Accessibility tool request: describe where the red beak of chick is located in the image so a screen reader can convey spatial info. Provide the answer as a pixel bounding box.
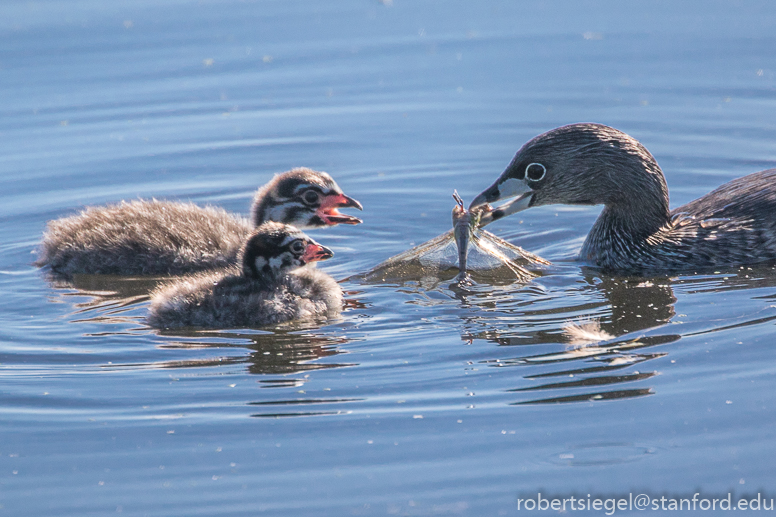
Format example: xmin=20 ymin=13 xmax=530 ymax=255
xmin=318 ymin=193 xmax=363 ymax=226
xmin=301 ymin=242 xmax=334 ymax=264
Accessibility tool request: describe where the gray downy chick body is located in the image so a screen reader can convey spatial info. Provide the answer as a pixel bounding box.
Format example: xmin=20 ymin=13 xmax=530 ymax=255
xmin=471 ymin=123 xmax=776 ymax=273
xmin=36 ymin=167 xmax=361 ymax=277
xmin=146 ymin=222 xmax=342 ymax=329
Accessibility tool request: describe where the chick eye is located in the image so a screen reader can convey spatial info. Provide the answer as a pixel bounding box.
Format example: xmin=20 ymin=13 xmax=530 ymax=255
xmin=526 ymin=163 xmax=546 ymax=182
xmin=290 ymin=240 xmax=306 ymax=254
xmin=302 ymin=190 xmax=320 ymax=205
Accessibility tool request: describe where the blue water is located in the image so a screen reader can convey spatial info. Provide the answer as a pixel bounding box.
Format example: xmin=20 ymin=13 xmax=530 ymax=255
xmin=2 ymin=1 xmax=776 ymax=515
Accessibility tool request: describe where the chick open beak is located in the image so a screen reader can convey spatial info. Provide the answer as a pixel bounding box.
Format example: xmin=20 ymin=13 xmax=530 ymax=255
xmin=317 ymin=193 xmax=363 ymax=225
xmin=302 ymin=242 xmax=334 ymax=263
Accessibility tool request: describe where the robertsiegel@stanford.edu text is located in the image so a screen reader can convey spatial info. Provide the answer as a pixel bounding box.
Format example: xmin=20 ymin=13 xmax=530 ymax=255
xmin=517 ymin=492 xmax=773 ymax=514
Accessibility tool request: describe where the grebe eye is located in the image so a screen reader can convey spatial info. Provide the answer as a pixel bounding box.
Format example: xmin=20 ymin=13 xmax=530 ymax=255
xmin=302 ymin=190 xmax=319 ymax=205
xmin=290 ymin=240 xmax=306 ymax=254
xmin=526 ymin=163 xmax=546 ymax=182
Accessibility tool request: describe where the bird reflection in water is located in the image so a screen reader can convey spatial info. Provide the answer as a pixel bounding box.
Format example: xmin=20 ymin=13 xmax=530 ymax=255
xmin=94 ymin=310 xmax=360 ymax=418
xmin=104 ymin=327 xmax=354 ymax=375
xmin=471 ymin=267 xmax=776 ymax=404
xmin=464 ymin=272 xmax=682 ymax=405
xmin=47 ymin=274 xmax=160 ymax=326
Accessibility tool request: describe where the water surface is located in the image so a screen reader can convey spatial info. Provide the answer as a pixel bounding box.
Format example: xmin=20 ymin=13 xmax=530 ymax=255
xmin=2 ymin=1 xmax=776 ymax=515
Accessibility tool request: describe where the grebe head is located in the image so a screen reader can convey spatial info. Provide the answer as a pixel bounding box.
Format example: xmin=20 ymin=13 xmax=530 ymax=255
xmin=470 ymin=123 xmax=669 ymax=226
xmin=241 ymin=222 xmax=334 ymax=281
xmin=251 ymin=168 xmax=362 ymax=229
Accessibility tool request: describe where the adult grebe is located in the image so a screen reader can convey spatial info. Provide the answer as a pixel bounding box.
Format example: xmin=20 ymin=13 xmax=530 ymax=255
xmin=470 ymin=123 xmax=776 ymax=273
xmin=147 ymin=222 xmax=342 ymax=329
xmin=36 ymin=168 xmax=361 ymax=277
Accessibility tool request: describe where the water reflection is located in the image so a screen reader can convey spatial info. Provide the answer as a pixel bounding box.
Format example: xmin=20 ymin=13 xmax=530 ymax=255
xmin=153 ymin=329 xmax=361 ymax=418
xmin=249 ymin=397 xmax=362 ymax=418
xmin=467 ymin=274 xmax=677 ymax=405
xmin=452 ymin=272 xmax=677 ymax=345
xmin=583 ymin=273 xmax=676 ymax=335
xmin=473 ymin=266 xmax=776 ymax=405
xmin=105 ymin=329 xmax=356 ymax=374
xmin=46 ymin=273 xmax=162 ymax=324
